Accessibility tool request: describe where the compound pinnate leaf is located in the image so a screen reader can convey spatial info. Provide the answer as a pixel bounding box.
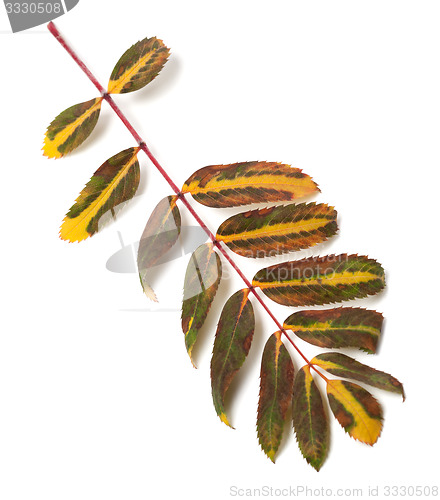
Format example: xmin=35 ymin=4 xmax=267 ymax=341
xmin=312 ymin=352 xmax=405 ymax=400
xmin=326 ymin=379 xmax=383 ymax=445
xmin=182 ymin=243 xmax=222 ymax=367
xmin=43 ymin=97 xmax=103 ymax=158
xmin=182 ymin=162 xmax=319 ymax=208
xmin=216 ymin=203 xmax=337 ymax=258
xmin=137 ymin=195 xmax=181 ymax=300
xmin=252 ymin=254 xmax=385 ymax=307
xmin=60 ymin=147 xmax=140 ymax=242
xmin=284 ymin=308 xmax=384 ymax=354
xmin=292 ymin=365 xmax=329 ymax=471
xmin=108 ymin=37 xmax=170 ymax=94
xmin=257 ymin=332 xmax=294 ymax=462
xmin=211 ymin=289 xmax=255 ymax=427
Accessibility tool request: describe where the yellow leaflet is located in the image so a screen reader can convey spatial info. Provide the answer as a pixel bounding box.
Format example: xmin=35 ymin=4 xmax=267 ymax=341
xmin=255 ymin=271 xmax=380 ymax=289
xmin=60 ymin=149 xmax=139 ymax=242
xmin=43 ymin=98 xmax=103 ymax=159
xmin=108 ymin=42 xmax=165 ymax=94
xmin=218 ymin=217 xmax=332 ymax=244
xmin=183 ymin=173 xmax=313 ymax=196
xmin=326 ymin=380 xmax=382 ymax=445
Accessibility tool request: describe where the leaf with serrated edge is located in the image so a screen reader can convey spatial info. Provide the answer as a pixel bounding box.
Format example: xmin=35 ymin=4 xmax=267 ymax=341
xmin=60 ymin=147 xmax=140 ymax=242
xmin=211 ymin=289 xmax=255 ymax=427
xmin=216 ymin=203 xmax=337 ymax=258
xmin=326 ymin=379 xmax=383 ymax=445
xmin=257 ymin=332 xmax=294 ymax=462
xmin=292 ymin=365 xmax=329 ymax=471
xmin=182 ymin=162 xmax=319 ymax=208
xmin=312 ymin=353 xmax=405 ymax=400
xmin=182 ymin=243 xmax=222 ymax=367
xmin=284 ymin=307 xmax=384 ymax=354
xmin=252 ymin=254 xmax=385 ymax=307
xmin=108 ymin=37 xmax=170 ymax=94
xmin=43 ymin=98 xmax=102 ymax=158
xmin=137 ymin=195 xmax=181 ymax=300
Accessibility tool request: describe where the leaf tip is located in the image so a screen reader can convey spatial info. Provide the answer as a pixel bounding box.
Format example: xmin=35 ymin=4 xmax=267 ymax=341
xmin=144 ymin=286 xmax=158 ymax=303
xmin=187 ymin=347 xmax=197 ymax=369
xmin=266 ymin=449 xmax=276 ymax=463
xmin=308 ymin=456 xmax=325 ymax=471
xmin=59 ymin=217 xmax=90 ymax=243
xmin=139 ymin=274 xmax=158 ymax=302
xmin=42 ymin=137 xmax=62 ymax=159
xmin=219 ymin=412 xmax=234 ymax=429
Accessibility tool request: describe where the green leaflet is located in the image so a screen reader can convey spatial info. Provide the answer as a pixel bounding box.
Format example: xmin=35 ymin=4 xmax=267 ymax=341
xmin=137 ymin=195 xmax=181 ymax=301
xmin=252 ymin=254 xmax=385 ymax=307
xmin=211 ymin=289 xmax=255 ymax=427
xmin=216 ymin=203 xmax=338 ymax=258
xmin=284 ymin=307 xmax=384 ymax=354
xmin=257 ymin=332 xmax=294 ymax=462
xmin=108 ymin=37 xmax=170 ymax=94
xmin=312 ymin=353 xmax=405 ymax=400
xmin=182 ymin=243 xmax=222 ymax=367
xmin=292 ymin=365 xmax=329 ymax=471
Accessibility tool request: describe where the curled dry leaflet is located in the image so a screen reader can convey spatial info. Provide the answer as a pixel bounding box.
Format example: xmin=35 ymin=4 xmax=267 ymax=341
xmin=43 ymin=22 xmax=404 ymax=470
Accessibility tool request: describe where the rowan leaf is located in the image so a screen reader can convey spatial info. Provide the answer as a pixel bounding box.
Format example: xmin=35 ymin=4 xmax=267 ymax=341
xmin=108 ymin=37 xmax=170 ymax=94
xmin=211 ymin=289 xmax=255 ymax=427
xmin=312 ymin=353 xmax=405 ymax=400
xmin=257 ymin=332 xmax=294 ymax=462
xmin=252 ymin=254 xmax=385 ymax=307
xmin=292 ymin=365 xmax=329 ymax=471
xmin=182 ymin=243 xmax=222 ymax=367
xmin=137 ymin=195 xmax=181 ymax=300
xmin=182 ymin=162 xmax=319 ymax=208
xmin=284 ymin=307 xmax=384 ymax=354
xmin=216 ymin=203 xmax=337 ymax=258
xmin=60 ymin=147 xmax=140 ymax=242
xmin=43 ymin=97 xmax=103 ymax=158
xmin=326 ymin=379 xmax=383 ymax=445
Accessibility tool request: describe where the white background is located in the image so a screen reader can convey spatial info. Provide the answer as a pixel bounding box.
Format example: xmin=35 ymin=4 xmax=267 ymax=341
xmin=1 ymin=1 xmax=439 ymax=499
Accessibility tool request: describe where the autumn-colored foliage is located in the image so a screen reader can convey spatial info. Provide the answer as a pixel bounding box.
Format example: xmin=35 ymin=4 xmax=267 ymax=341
xmin=44 ymin=23 xmax=404 ymax=470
